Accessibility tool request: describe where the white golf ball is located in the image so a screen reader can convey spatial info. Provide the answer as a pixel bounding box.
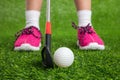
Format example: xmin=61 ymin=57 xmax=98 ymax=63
xmin=53 ymin=47 xmax=74 ymax=67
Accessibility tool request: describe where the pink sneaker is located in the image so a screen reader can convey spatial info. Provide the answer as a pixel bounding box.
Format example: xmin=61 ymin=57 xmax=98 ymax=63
xmin=72 ymin=22 xmax=105 ymax=50
xmin=14 ymin=26 xmax=42 ymax=51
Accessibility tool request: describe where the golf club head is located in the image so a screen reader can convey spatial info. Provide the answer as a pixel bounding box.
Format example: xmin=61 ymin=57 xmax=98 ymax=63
xmin=41 ymin=47 xmax=53 ymax=68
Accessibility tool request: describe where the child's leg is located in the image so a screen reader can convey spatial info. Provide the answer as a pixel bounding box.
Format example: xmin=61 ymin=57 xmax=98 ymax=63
xmin=25 ymin=0 xmax=43 ymax=29
xmin=74 ymin=0 xmax=91 ymax=10
xmin=26 ymin=0 xmax=42 ymax=10
xmin=74 ymin=0 xmax=91 ymax=26
xmin=14 ymin=0 xmax=43 ymax=51
xmin=74 ymin=0 xmax=105 ymax=50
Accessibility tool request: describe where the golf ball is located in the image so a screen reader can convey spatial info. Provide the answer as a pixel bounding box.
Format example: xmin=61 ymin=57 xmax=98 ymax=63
xmin=53 ymin=47 xmax=74 ymax=67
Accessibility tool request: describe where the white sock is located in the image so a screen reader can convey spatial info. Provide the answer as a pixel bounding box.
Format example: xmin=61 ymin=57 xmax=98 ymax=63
xmin=25 ymin=10 xmax=40 ymax=29
xmin=77 ymin=10 xmax=92 ymax=27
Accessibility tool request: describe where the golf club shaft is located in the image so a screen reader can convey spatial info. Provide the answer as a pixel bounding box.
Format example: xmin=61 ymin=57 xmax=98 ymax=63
xmin=46 ymin=0 xmax=50 ymax=22
xmin=46 ymin=0 xmax=51 ymax=50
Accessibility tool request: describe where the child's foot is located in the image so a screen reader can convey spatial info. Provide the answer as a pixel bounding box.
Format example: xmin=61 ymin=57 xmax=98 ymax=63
xmin=14 ymin=26 xmax=42 ymax=51
xmin=72 ymin=22 xmax=105 ymax=50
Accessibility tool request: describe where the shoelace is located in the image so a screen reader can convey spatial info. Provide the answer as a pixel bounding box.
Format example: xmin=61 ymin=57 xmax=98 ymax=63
xmin=15 ymin=26 xmax=41 ymax=39
xmin=72 ymin=22 xmax=93 ymax=34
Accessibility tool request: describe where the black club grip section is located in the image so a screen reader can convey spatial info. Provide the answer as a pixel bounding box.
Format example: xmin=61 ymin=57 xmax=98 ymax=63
xmin=45 ymin=34 xmax=51 ymax=51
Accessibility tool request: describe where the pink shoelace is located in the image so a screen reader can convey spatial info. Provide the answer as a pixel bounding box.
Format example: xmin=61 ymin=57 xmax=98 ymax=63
xmin=15 ymin=26 xmax=42 ymax=39
xmin=72 ymin=22 xmax=94 ymax=34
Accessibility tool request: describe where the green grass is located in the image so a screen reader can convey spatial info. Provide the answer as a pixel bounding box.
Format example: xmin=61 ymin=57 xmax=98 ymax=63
xmin=0 ymin=0 xmax=120 ymax=80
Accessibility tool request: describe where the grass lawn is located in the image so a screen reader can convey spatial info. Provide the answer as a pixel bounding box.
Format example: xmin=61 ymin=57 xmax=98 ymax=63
xmin=0 ymin=0 xmax=120 ymax=80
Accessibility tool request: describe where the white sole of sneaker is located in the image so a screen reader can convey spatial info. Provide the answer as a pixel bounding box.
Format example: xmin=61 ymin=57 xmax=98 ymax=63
xmin=77 ymin=41 xmax=105 ymax=50
xmin=14 ymin=43 xmax=41 ymax=51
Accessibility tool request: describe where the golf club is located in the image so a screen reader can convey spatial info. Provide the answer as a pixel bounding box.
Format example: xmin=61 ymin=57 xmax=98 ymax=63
xmin=41 ymin=0 xmax=53 ymax=68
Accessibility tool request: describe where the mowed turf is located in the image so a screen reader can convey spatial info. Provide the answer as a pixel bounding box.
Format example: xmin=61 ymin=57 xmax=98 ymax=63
xmin=0 ymin=0 xmax=120 ymax=80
